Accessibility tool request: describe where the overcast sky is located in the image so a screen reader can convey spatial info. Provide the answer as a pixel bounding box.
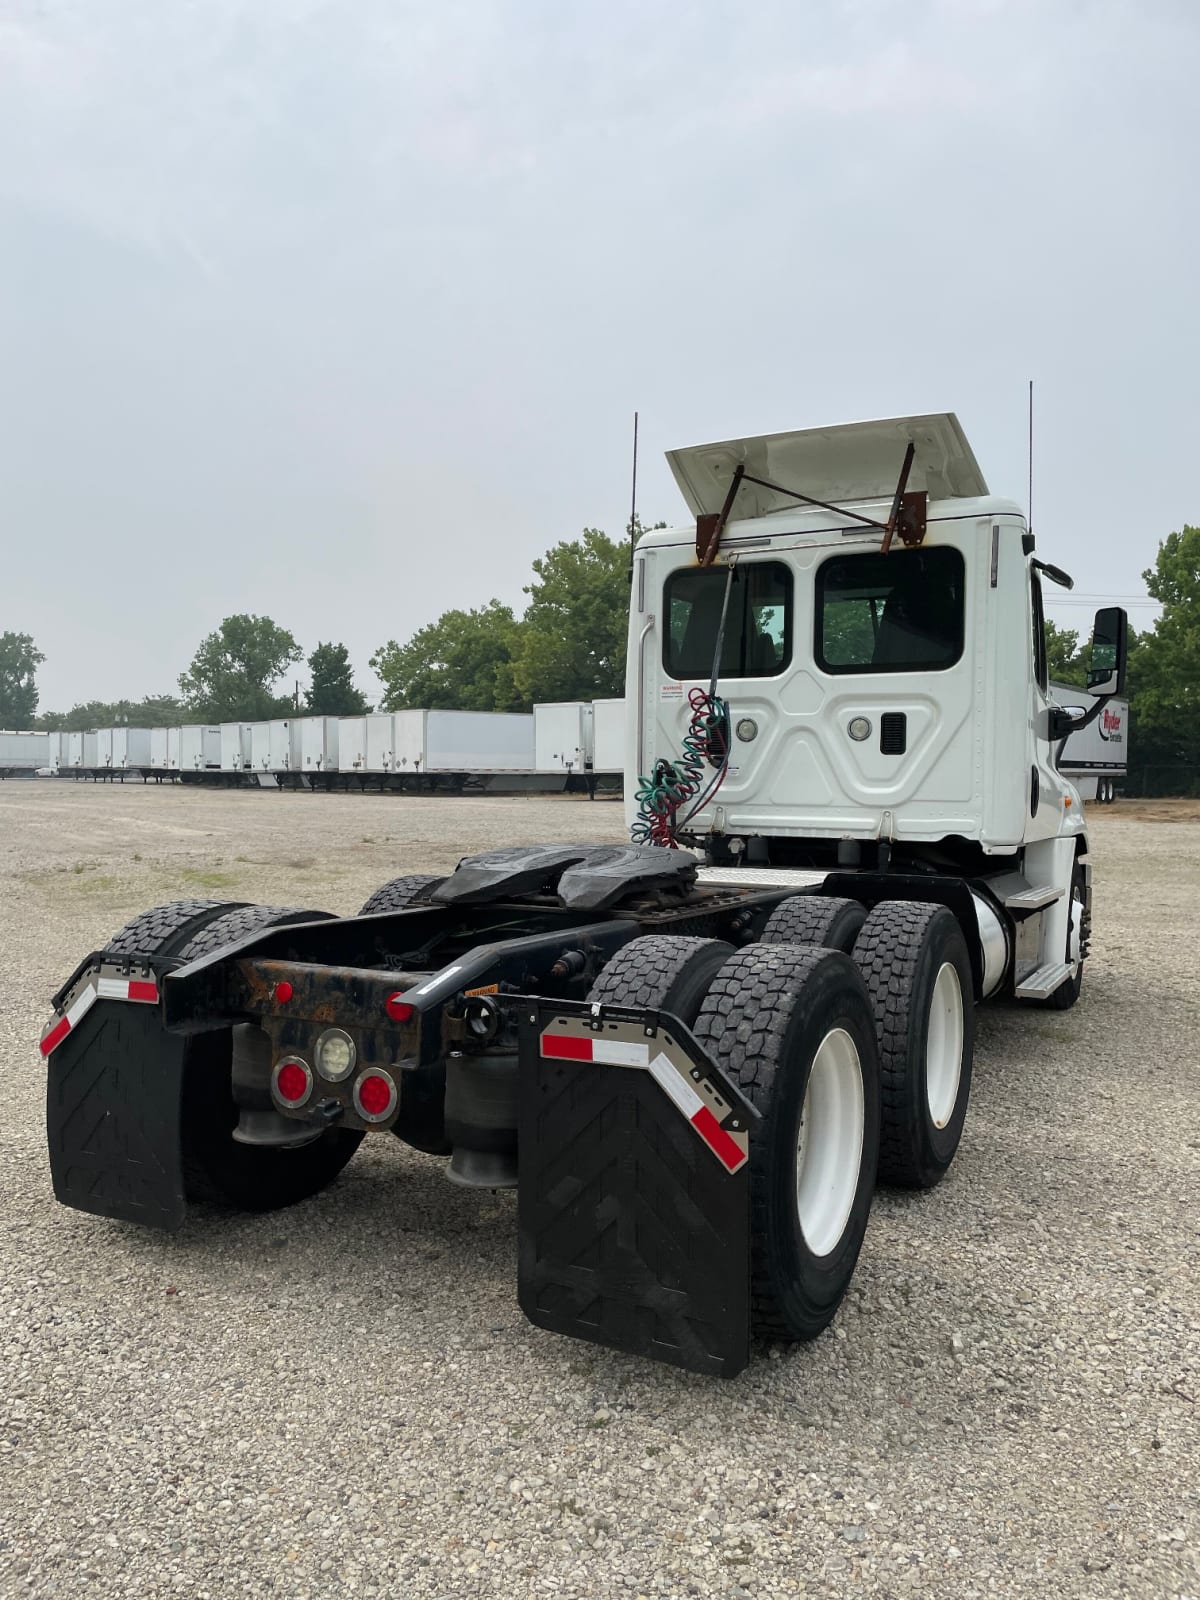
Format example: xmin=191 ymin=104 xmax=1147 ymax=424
xmin=2 ymin=0 xmax=1196 ymax=710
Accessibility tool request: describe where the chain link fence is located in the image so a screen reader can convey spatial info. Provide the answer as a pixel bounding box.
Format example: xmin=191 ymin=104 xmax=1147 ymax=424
xmin=1123 ymin=765 xmax=1200 ymax=797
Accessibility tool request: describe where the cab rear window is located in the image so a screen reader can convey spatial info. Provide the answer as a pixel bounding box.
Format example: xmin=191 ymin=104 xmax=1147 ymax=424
xmin=816 ymin=548 xmax=965 ymax=673
xmin=664 ymin=562 xmax=792 ymax=680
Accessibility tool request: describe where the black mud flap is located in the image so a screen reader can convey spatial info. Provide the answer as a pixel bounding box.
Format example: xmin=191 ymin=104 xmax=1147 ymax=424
xmin=46 ymin=1001 xmax=188 ymax=1231
xmin=516 ymin=999 xmax=757 ymax=1379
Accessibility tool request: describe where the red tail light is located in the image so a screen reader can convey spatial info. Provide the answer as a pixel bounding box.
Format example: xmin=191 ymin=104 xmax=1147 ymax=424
xmin=274 ymin=1058 xmax=312 ymax=1105
xmin=353 ymin=1069 xmax=397 ymax=1123
xmin=385 ymin=994 xmax=414 ymax=1022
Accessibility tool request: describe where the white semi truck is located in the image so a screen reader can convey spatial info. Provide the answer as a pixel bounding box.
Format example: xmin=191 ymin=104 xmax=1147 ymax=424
xmin=41 ymin=412 xmax=1127 ymax=1379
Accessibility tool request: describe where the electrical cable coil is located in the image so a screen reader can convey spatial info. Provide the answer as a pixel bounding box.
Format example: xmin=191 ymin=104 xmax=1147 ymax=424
xmin=631 ymin=687 xmax=730 ymax=849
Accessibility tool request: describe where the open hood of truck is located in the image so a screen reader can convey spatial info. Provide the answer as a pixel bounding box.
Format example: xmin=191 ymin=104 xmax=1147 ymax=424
xmin=666 ymin=413 xmax=988 ymax=522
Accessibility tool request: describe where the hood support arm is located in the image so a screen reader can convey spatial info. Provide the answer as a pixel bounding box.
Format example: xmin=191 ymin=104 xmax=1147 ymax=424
xmin=695 ymin=445 xmax=925 ymax=565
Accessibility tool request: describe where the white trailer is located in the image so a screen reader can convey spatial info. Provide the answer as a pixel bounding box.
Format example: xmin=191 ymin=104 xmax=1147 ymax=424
xmin=297 ymin=717 xmax=340 ymax=772
xmin=180 ymin=726 xmax=221 ymax=772
xmin=220 ymin=724 xmax=253 ymax=772
xmin=336 ymin=717 xmax=367 ymax=773
xmin=149 ymin=728 xmax=170 ymax=771
xmin=0 ymin=731 xmax=50 ymax=775
xmin=535 ymin=703 xmax=594 ymax=773
xmin=365 ymin=714 xmax=396 ymax=773
xmin=82 ymin=730 xmax=111 ymax=769
xmin=111 ymin=728 xmax=153 ymax=770
xmin=45 ymin=731 xmax=66 ymax=773
xmin=248 ymin=723 xmax=272 ymax=773
xmin=423 ymin=711 xmax=534 ymax=772
xmin=1051 ymin=682 xmax=1128 ymax=803
xmin=166 ymin=728 xmax=181 ymax=772
xmin=268 ymin=720 xmax=301 ymax=772
xmin=66 ymin=732 xmax=85 ymax=770
xmin=591 ymin=699 xmax=625 ymax=773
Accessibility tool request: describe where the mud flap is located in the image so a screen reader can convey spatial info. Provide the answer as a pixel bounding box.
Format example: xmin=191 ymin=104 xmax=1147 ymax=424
xmin=516 ymin=999 xmax=756 ymax=1378
xmin=46 ymin=1001 xmax=188 ymax=1231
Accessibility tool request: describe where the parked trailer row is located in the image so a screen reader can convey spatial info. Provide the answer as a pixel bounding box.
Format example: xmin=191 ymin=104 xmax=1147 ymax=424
xmin=44 ymin=705 xmax=627 ymax=789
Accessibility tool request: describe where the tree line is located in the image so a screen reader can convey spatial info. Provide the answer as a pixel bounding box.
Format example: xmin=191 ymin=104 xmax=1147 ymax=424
xmin=3 ymin=523 xmax=1197 ymax=794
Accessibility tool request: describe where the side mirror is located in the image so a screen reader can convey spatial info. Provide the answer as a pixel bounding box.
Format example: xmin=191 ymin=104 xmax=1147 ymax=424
xmin=1087 ymin=606 xmax=1128 ymax=697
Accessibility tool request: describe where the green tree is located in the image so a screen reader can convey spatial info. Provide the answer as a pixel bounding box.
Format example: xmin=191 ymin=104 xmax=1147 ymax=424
xmin=1044 ymin=620 xmax=1087 ymax=686
xmin=305 ymin=642 xmax=370 ymax=716
xmin=179 ymin=615 xmax=302 ymax=721
xmin=372 ymin=600 xmax=526 ymax=712
xmin=38 ymin=694 xmax=185 ymax=732
xmin=1125 ymin=526 xmax=1200 ymax=786
xmin=512 ymin=525 xmax=646 ymax=704
xmin=0 ymin=632 xmax=44 ymax=727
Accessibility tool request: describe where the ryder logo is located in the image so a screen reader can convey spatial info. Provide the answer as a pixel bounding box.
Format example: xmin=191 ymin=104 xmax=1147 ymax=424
xmin=1099 ymin=708 xmax=1124 ymax=743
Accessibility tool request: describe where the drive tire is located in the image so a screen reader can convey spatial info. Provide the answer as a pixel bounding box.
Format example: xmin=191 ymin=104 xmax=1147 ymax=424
xmin=105 ymin=901 xmax=361 ymax=1211
xmin=693 ymin=943 xmax=880 ymax=1342
xmin=359 ymin=874 xmax=445 ymax=916
xmin=175 ymin=902 xmax=335 ymax=963
xmin=587 ymin=934 xmax=736 ymax=1023
xmin=852 ymin=901 xmax=974 ymax=1189
xmin=762 ymin=895 xmax=866 ymax=954
xmin=104 ymin=899 xmax=249 ymax=959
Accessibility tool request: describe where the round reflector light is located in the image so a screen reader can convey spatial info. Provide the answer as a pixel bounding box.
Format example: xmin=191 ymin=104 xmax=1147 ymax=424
xmin=847 ymin=716 xmax=872 ymax=742
xmin=314 ymin=1028 xmax=356 ymax=1082
xmin=274 ymin=1058 xmax=312 ymax=1105
xmin=274 ymin=981 xmax=294 ymax=1004
xmin=385 ymin=993 xmax=414 ymax=1023
xmin=354 ymin=1069 xmax=397 ymax=1123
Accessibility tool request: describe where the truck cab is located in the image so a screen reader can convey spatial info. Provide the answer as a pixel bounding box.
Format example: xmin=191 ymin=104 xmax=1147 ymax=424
xmin=626 ymin=413 xmax=1126 ymax=1002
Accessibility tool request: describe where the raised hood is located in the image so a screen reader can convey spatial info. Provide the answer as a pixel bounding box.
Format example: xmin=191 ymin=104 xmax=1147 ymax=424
xmin=666 ymin=413 xmax=988 ymax=522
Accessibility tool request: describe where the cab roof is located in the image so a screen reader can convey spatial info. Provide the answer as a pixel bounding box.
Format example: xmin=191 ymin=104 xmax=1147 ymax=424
xmin=666 ymin=413 xmax=989 ymax=522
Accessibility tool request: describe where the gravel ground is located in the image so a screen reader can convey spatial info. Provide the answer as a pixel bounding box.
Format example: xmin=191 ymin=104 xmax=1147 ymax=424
xmin=1 ymin=783 xmax=1197 ymax=1599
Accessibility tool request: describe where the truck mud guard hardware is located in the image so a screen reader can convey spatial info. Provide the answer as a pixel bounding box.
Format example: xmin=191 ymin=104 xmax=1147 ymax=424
xmin=518 ymin=999 xmax=756 ymax=1379
xmin=43 ymin=960 xmax=188 ymax=1230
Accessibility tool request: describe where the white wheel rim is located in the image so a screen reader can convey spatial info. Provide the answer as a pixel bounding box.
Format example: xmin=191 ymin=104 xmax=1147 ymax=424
xmin=1067 ymin=890 xmax=1083 ymax=970
xmin=795 ymin=1027 xmax=865 ymax=1258
xmin=926 ymin=962 xmax=964 ymax=1128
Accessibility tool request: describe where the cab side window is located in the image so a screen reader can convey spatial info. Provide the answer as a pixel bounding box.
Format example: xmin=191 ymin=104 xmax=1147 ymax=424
xmin=1030 ymin=572 xmax=1048 ymax=692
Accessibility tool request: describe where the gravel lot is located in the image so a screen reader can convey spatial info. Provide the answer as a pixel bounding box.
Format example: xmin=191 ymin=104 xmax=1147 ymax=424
xmin=1 ymin=783 xmax=1197 ymax=1599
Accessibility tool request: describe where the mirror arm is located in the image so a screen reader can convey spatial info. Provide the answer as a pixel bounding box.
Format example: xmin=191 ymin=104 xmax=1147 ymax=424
xmin=1066 ymin=694 xmax=1111 ymax=736
xmin=1048 ymin=695 xmax=1110 ymax=752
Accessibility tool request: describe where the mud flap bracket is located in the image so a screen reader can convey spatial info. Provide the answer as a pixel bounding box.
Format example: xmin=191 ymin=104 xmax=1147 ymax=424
xmin=516 ymin=999 xmax=756 ymax=1378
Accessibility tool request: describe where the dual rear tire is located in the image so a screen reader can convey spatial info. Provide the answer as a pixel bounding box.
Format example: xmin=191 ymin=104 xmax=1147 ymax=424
xmin=585 ymin=894 xmax=977 ymax=1341
xmin=102 ymin=899 xmax=363 ymax=1212
xmin=589 ymin=933 xmax=880 ymax=1343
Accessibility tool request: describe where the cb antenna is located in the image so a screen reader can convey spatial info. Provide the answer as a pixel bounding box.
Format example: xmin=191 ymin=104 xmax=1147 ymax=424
xmin=1027 ymin=379 xmax=1034 ymax=537
xmin=628 ymin=410 xmax=639 ymax=549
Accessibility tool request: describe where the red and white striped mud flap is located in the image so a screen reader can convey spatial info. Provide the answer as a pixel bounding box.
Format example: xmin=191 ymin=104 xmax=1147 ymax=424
xmin=42 ymin=962 xmax=188 ymax=1231
xmin=516 ymin=999 xmax=759 ymax=1379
